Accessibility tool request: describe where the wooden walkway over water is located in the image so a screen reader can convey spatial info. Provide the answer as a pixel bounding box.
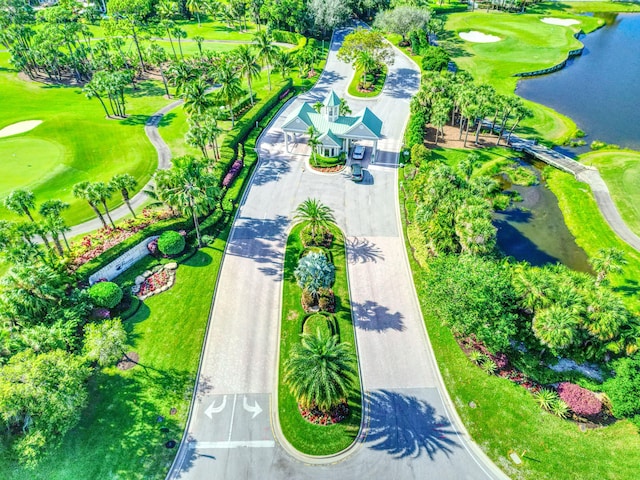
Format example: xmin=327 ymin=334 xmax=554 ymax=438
xmin=484 ymin=122 xmax=640 ymax=252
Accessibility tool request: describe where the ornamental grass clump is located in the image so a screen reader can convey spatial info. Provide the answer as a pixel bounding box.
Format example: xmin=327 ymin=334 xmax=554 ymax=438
xmin=88 ymin=281 xmax=123 ymax=309
xmin=557 ymin=382 xmax=603 ymax=417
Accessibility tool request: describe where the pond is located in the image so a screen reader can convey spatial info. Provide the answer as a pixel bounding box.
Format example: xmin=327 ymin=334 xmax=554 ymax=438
xmin=493 ymin=159 xmax=592 ymax=272
xmin=516 ymin=13 xmax=640 ymax=151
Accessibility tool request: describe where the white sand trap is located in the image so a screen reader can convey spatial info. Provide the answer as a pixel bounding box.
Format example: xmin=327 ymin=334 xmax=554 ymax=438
xmin=459 ymin=31 xmax=501 ymax=43
xmin=0 ymin=120 xmax=43 ymax=138
xmin=541 ymin=17 xmax=580 ymax=26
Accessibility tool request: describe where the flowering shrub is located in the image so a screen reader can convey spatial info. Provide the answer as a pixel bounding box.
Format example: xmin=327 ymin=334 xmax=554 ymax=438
xmin=298 ymin=402 xmax=349 ymax=425
xmin=557 ymin=382 xmax=602 ymax=417
xmin=136 ymin=269 xmax=175 ymax=299
xmin=147 ymin=239 xmax=159 ymax=255
xmin=222 ymin=158 xmax=244 ymax=188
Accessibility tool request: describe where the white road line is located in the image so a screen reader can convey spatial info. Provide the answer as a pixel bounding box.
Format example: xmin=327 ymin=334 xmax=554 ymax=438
xmin=189 ymin=441 xmax=275 ymax=449
xmin=227 ymin=394 xmax=237 ymax=442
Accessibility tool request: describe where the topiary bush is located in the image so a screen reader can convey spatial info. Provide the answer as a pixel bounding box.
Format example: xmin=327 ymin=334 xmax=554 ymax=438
xmin=88 ymin=281 xmax=123 ymax=309
xmin=557 ymin=382 xmax=602 ymax=417
xmin=157 ymin=230 xmax=186 ymax=256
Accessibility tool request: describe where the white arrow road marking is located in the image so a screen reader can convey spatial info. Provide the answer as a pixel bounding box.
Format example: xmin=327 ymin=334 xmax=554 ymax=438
xmin=242 ymin=396 xmax=263 ymax=419
xmin=204 ymin=395 xmax=227 ymax=419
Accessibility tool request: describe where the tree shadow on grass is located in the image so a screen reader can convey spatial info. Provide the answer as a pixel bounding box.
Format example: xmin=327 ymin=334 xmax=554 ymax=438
xmin=364 ymin=390 xmax=459 ymax=460
xmin=612 ymin=279 xmax=640 ymax=298
xmin=128 ymin=80 xmax=166 ymax=98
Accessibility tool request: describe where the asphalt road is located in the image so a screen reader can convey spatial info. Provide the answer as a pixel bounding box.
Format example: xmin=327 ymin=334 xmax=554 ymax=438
xmin=167 ymin=27 xmax=509 ymax=480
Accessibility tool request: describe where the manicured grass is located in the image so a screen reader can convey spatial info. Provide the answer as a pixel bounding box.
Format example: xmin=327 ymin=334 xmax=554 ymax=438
xmin=346 ymin=65 xmax=387 ymax=98
xmin=440 ymin=11 xmax=601 ymax=144
xmin=579 ymin=149 xmax=640 ymax=237
xmin=398 ymin=166 xmax=640 ymax=480
xmin=278 ymin=223 xmax=362 ymax=455
xmin=0 ymin=236 xmax=227 ymax=479
xmin=547 ymin=170 xmax=640 ymax=313
xmin=0 ymin=51 xmax=170 ymax=225
xmin=529 ymin=1 xmax=640 ymax=14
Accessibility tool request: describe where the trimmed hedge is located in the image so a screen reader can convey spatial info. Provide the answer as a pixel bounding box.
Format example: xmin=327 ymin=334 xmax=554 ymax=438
xmin=88 ymin=281 xmax=123 ymax=308
xmin=157 ymin=230 xmax=186 ymax=256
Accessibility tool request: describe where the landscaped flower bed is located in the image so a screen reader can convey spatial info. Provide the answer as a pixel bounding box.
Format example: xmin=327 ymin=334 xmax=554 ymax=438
xmin=131 ymin=263 xmax=178 ymax=300
xmin=298 ymin=402 xmax=349 ymax=426
xmin=70 ymin=208 xmax=177 ymax=268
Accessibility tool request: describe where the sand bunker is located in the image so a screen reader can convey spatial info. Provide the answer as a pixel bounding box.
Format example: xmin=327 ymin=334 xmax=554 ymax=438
xmin=0 ymin=120 xmax=43 ymax=138
xmin=541 ymin=17 xmax=580 ymax=26
xmin=459 ymin=31 xmax=501 ymax=43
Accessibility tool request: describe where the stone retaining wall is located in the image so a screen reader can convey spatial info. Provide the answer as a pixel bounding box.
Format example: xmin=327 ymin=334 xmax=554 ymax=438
xmin=89 ymin=235 xmax=159 ymax=285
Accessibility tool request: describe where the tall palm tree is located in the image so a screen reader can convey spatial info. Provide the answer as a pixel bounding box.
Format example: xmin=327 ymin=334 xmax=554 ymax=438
xmin=512 ymin=264 xmax=550 ymax=313
xmin=306 ymin=126 xmax=321 ymax=166
xmin=202 ymin=113 xmax=222 ymax=160
xmin=186 ymin=0 xmax=203 ymax=26
xmin=274 ymin=50 xmax=294 ymax=78
xmin=283 ymin=332 xmax=357 ymax=412
xmin=590 ymin=248 xmax=626 ymax=286
xmin=253 ymin=31 xmax=278 ymax=90
xmin=172 ymin=27 xmax=187 ymax=59
xmin=181 ymin=78 xmax=213 ymax=120
xmin=584 ymin=287 xmax=627 ymax=341
xmin=192 ymin=35 xmax=205 ymax=56
xmin=39 ymin=200 xmax=71 ymax=255
xmin=154 ymin=156 xmax=220 ymax=247
xmin=73 ymin=181 xmax=107 ymax=229
xmin=354 ymin=50 xmax=377 ymax=89
xmin=4 ymin=189 xmax=36 ymax=222
xmin=215 ymin=62 xmax=244 ymax=127
xmin=294 ymin=198 xmax=335 ymax=238
xmin=234 ymin=44 xmax=261 ymax=105
xmin=90 ymin=182 xmax=116 ymax=228
xmin=110 ymin=173 xmax=138 ymax=218
xmin=505 ymin=104 xmax=534 ymax=144
xmin=146 ymin=43 xmax=170 ymax=97
xmin=168 ymin=60 xmax=197 ymax=95
xmin=532 ymin=304 xmax=579 ymax=352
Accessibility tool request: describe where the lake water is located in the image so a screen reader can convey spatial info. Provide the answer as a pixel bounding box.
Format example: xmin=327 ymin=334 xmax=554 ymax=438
xmin=493 ymin=160 xmax=592 ymax=273
xmin=516 ymin=13 xmax=640 ymax=151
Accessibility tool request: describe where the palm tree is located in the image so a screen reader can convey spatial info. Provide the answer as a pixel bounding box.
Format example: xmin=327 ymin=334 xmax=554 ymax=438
xmin=274 ymin=50 xmax=294 ymax=78
xmin=202 ymin=113 xmax=222 ymax=160
xmin=110 ymin=173 xmax=138 ymax=218
xmin=39 ymin=200 xmax=71 ymax=255
xmin=294 ymin=198 xmax=335 ymax=238
xmin=283 ymin=332 xmax=357 ymax=412
xmin=505 ymin=104 xmax=534 ymax=144
xmin=146 ymin=43 xmax=171 ymax=97
xmin=312 ymin=101 xmax=323 ymax=113
xmin=339 ymin=98 xmax=351 ymax=116
xmin=186 ymin=0 xmax=203 ymax=26
xmin=4 ymin=189 xmax=36 ymax=222
xmin=234 ymin=44 xmax=261 ymax=105
xmin=193 ymin=35 xmax=205 ymax=56
xmin=168 ymin=60 xmax=197 ymax=95
xmin=154 ymin=156 xmax=220 ymax=247
xmin=532 ymin=304 xmax=579 ymax=352
xmin=186 ymin=124 xmax=210 ymax=159
xmin=253 ymin=31 xmax=278 ymax=90
xmin=181 ymin=78 xmax=213 ymax=119
xmin=306 ymin=126 xmax=321 ymax=165
xmin=73 ymin=181 xmax=107 ymax=229
xmin=172 ymin=27 xmax=188 ymax=59
xmin=584 ymin=287 xmax=627 ymax=341
xmin=590 ymin=248 xmax=626 ymax=286
xmin=91 ymin=182 xmax=116 ymax=228
xmin=354 ymin=50 xmax=377 ymax=89
xmin=215 ymin=62 xmax=244 ymax=127
xmin=512 ymin=264 xmax=550 ymax=313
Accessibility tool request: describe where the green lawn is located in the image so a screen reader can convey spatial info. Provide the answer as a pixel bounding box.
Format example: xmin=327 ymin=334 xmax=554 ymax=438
xmin=0 ymin=236 xmax=227 ymax=479
xmin=347 ymin=66 xmax=387 ymax=98
xmin=278 ymin=223 xmax=362 ymax=455
xmin=0 ymin=52 xmax=170 ymax=225
xmin=579 ymin=149 xmax=640 ymax=237
xmin=441 ymin=11 xmax=602 ymax=144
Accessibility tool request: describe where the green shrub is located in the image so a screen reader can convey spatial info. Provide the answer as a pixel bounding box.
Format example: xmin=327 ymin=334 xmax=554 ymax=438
xmin=421 ymin=45 xmax=451 ymax=72
xmin=88 ymin=281 xmax=123 ymax=308
xmin=534 ymin=388 xmax=559 ymax=411
xmin=157 ymin=230 xmax=186 ymax=256
xmin=604 ymin=355 xmax=640 ymax=420
xmin=303 ymin=313 xmax=332 ymax=337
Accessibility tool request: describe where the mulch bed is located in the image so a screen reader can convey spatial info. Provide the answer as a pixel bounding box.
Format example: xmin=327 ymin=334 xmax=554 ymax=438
xmin=310 ymin=164 xmax=346 ymax=173
xmin=117 ymin=352 xmax=139 ymax=371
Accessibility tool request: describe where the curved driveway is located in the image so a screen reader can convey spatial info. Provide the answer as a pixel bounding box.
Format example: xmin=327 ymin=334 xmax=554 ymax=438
xmin=167 ymin=27 xmax=508 ymax=480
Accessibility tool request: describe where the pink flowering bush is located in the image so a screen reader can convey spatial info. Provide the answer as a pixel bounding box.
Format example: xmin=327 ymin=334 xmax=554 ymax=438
xmin=222 ymin=158 xmax=243 ymax=188
xmin=70 ymin=208 xmax=176 ymax=269
xmin=557 ymin=382 xmax=602 ymax=417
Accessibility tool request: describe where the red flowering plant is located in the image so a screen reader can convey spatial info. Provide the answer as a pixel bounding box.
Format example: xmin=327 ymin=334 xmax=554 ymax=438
xmin=557 ymin=382 xmax=603 ymax=417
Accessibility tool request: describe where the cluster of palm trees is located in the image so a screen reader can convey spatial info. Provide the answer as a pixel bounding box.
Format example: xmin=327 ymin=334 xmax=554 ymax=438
xmin=284 ymin=199 xmax=358 ymax=416
xmin=71 ymin=174 xmax=138 ymax=230
xmin=513 ymin=256 xmax=639 ymax=360
xmin=412 ymin=70 xmax=533 ymax=147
